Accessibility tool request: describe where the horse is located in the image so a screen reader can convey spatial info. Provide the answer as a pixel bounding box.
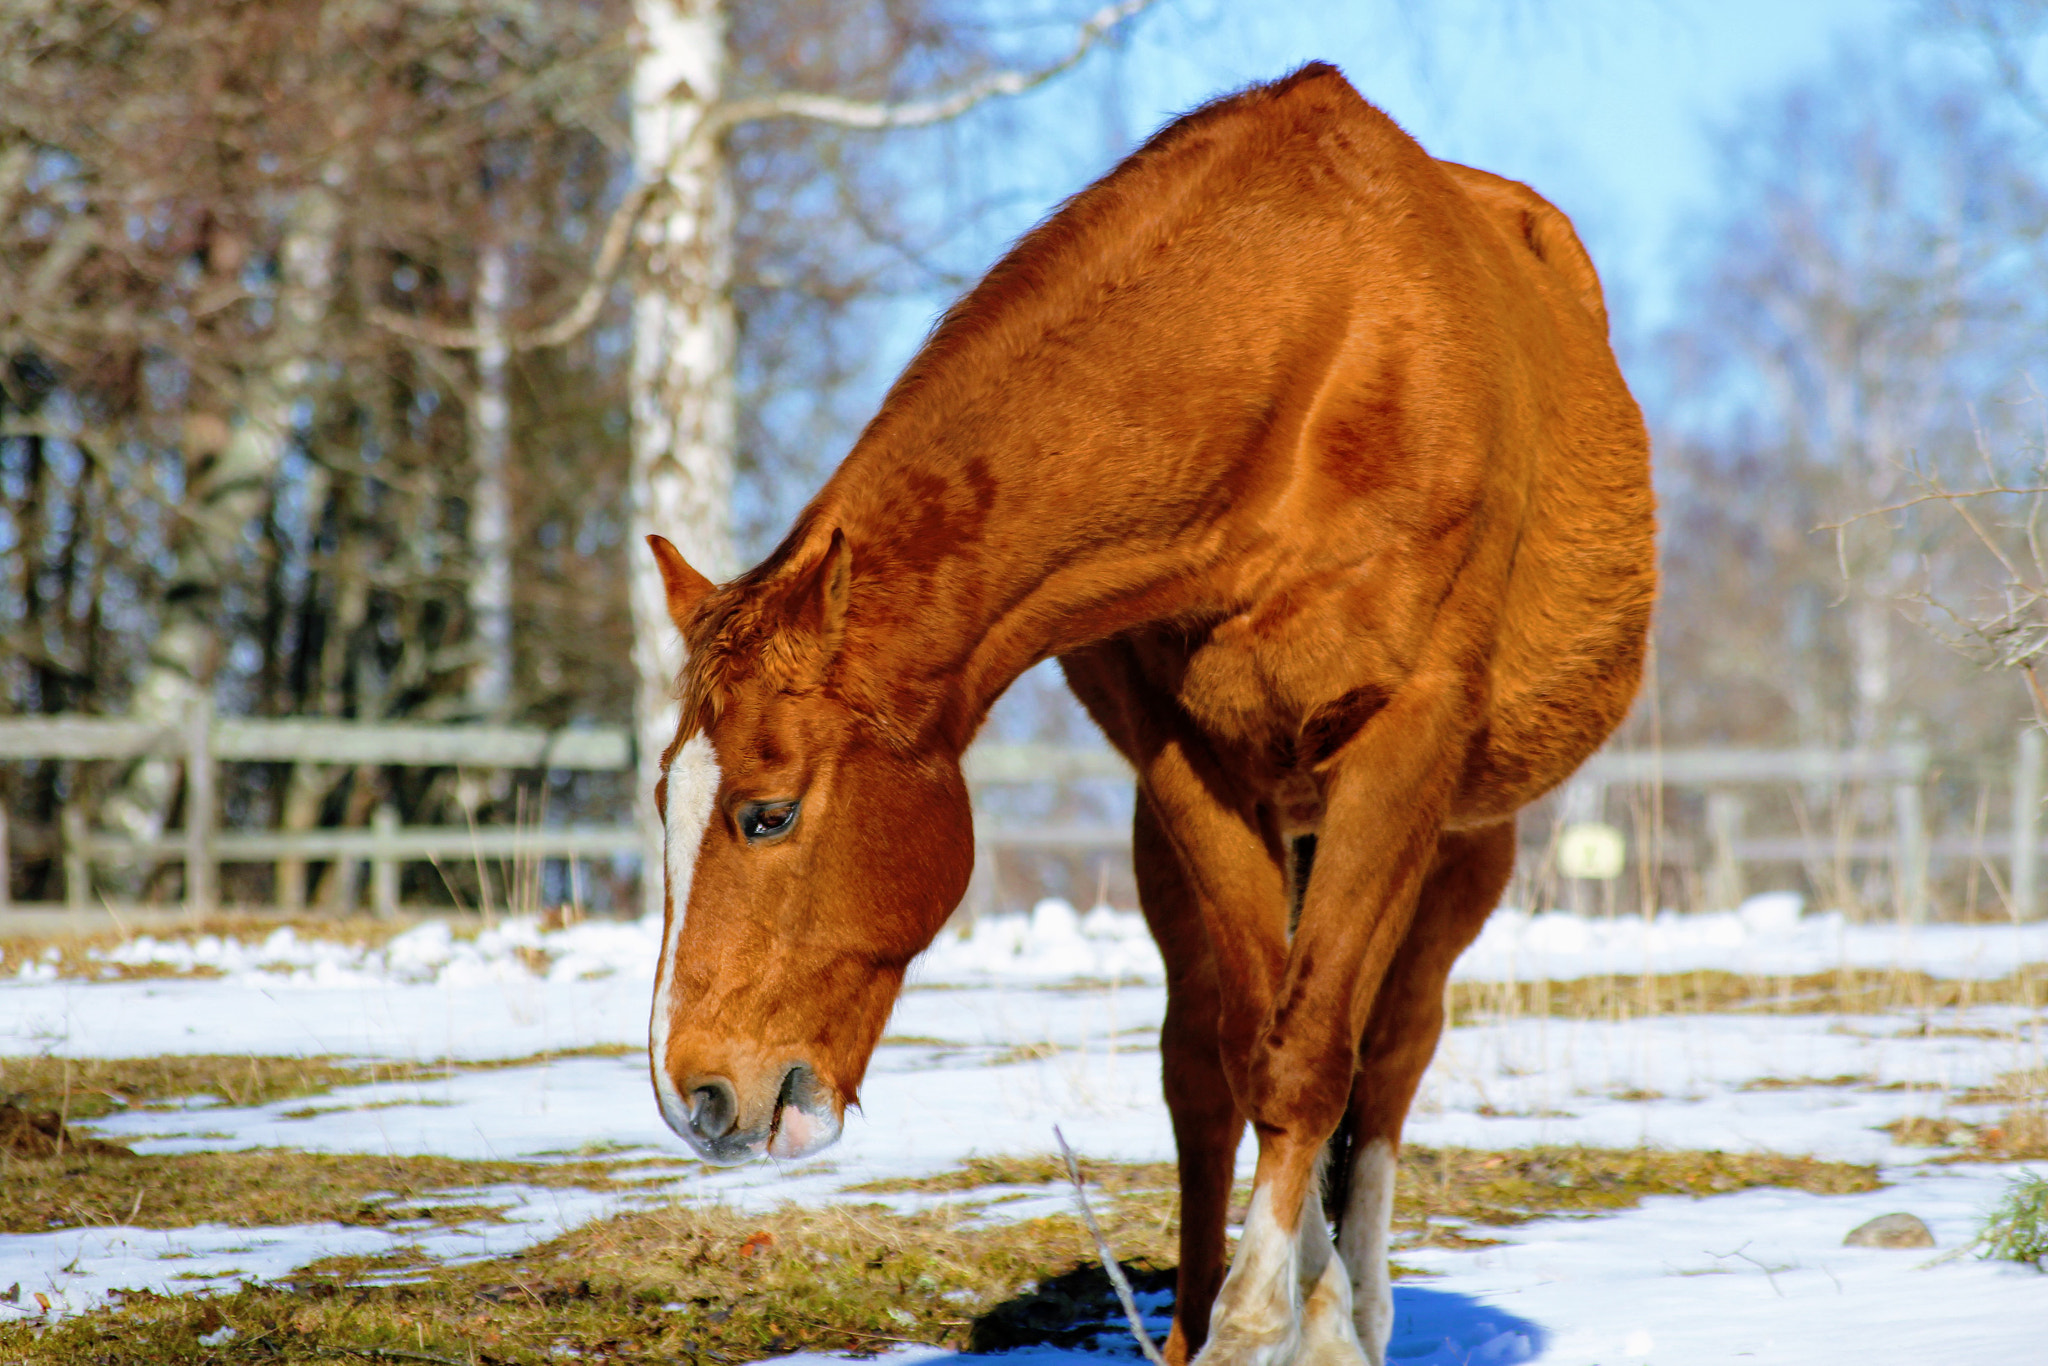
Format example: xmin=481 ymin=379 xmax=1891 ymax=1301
xmin=644 ymin=62 xmax=1653 ymax=1366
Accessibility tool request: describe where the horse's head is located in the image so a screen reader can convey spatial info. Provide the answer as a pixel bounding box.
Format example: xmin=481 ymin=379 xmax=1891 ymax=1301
xmin=645 ymin=529 xmax=975 ymax=1164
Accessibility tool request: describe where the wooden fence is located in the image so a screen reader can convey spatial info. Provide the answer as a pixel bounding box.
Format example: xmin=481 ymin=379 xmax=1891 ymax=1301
xmin=0 ymin=707 xmax=1143 ymax=918
xmin=2 ymin=707 xmax=2043 ymax=921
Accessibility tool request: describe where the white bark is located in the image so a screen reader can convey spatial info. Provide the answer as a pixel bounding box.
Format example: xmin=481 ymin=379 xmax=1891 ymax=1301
xmin=619 ymin=0 xmax=1156 ymax=916
xmin=629 ymin=0 xmax=736 ymax=918
xmin=469 ymin=241 xmax=515 ymax=719
xmin=101 ymin=180 xmax=342 ymax=853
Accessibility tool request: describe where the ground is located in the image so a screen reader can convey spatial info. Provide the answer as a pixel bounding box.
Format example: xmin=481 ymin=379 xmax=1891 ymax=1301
xmin=0 ymin=896 xmax=2041 ymax=1363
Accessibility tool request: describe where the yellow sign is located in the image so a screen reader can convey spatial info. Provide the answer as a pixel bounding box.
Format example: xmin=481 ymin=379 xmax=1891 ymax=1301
xmin=1557 ymin=822 xmax=1627 ymax=879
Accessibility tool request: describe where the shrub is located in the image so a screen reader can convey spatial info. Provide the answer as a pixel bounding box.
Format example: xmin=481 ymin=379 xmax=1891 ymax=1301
xmin=1979 ymin=1170 xmax=2048 ymax=1269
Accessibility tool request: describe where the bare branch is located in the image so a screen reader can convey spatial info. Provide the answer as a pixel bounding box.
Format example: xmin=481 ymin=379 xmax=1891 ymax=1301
xmin=365 ymin=179 xmax=656 ymax=354
xmin=362 ymin=0 xmax=1156 ymax=356
xmin=1821 ymin=482 xmax=2048 ymax=527
xmin=1053 ymin=1125 xmax=1168 ymax=1366
xmin=711 ymin=0 xmax=1155 ymax=135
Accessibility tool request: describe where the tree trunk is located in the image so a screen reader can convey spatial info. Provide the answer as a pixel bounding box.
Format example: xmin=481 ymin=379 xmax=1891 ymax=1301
xmin=628 ymin=0 xmax=736 ymax=918
xmin=469 ymin=240 xmax=515 ymax=720
xmin=100 ymin=182 xmax=343 ymax=866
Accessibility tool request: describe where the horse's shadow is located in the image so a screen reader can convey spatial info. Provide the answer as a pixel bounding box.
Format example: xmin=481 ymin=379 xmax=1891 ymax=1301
xmin=962 ymin=1265 xmax=1545 ymax=1364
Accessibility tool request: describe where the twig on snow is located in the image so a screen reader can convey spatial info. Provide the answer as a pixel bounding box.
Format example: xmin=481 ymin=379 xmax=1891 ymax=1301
xmin=1052 ymin=1124 xmax=1168 ymax=1366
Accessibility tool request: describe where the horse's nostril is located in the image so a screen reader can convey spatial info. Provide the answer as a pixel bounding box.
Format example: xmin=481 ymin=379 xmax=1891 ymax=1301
xmin=688 ymin=1078 xmax=737 ymax=1140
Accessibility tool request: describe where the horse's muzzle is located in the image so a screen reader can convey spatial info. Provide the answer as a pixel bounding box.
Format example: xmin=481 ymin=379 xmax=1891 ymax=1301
xmin=664 ymin=1062 xmax=841 ymax=1164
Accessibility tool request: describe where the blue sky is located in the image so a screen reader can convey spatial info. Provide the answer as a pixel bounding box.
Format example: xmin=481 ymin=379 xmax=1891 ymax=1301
xmin=925 ymin=0 xmax=1918 ymax=342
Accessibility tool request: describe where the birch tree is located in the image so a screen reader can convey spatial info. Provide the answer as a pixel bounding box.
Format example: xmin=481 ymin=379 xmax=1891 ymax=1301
xmin=622 ymin=0 xmax=1154 ymax=913
xmin=100 ymin=180 xmax=345 ymax=852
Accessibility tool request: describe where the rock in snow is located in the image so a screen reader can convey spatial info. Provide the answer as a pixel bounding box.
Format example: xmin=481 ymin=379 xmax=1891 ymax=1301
xmin=1843 ymin=1212 xmax=1935 ymax=1248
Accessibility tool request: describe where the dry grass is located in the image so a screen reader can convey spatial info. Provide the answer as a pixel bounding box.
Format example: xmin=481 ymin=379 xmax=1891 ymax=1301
xmin=0 ymin=1047 xmax=638 ymax=1122
xmin=0 ymin=1196 xmax=1163 ymax=1364
xmin=1394 ymin=1146 xmax=1878 ymax=1231
xmin=0 ymin=1142 xmax=1888 ymax=1364
xmin=0 ymin=915 xmax=431 ymax=980
xmin=1446 ymin=963 xmax=2048 ymax=1024
xmin=845 ymin=1154 xmax=1179 ymax=1197
xmin=1882 ymin=1065 xmax=2048 ymax=1162
xmin=0 ymin=1146 xmax=677 ymax=1234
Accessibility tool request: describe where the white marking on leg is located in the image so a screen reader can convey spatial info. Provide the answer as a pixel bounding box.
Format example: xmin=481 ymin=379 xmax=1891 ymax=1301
xmin=1195 ymin=1183 xmax=1302 ymax=1366
xmin=1336 ymin=1138 xmax=1396 ymax=1366
xmin=649 ymin=731 xmax=721 ymax=1139
xmin=1293 ymin=1160 xmax=1367 ymax=1366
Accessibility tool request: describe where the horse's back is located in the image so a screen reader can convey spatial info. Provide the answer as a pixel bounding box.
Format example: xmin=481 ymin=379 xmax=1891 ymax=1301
xmin=1058 ymin=70 xmax=1653 ymax=817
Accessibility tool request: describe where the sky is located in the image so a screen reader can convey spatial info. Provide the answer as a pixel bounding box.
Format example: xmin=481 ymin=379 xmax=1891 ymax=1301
xmin=891 ymin=0 xmax=1924 ymax=356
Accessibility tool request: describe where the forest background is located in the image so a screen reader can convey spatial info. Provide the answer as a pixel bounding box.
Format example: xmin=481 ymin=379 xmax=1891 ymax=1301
xmin=4 ymin=0 xmax=2046 ymax=916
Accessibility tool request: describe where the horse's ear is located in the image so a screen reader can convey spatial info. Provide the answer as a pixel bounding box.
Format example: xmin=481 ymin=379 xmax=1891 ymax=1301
xmin=788 ymin=527 xmax=852 ymax=682
xmin=647 ymin=535 xmax=714 ymax=636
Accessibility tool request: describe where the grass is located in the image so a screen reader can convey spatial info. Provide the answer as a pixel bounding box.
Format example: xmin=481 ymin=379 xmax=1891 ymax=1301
xmin=0 ymin=1195 xmax=1160 ymax=1364
xmin=0 ymin=915 xmax=430 ymax=981
xmin=1884 ymin=1065 xmax=2048 ymax=1162
xmin=0 ymin=1047 xmax=639 ymax=1121
xmin=1979 ymin=1169 xmax=2048 ymax=1268
xmin=1445 ymin=963 xmax=2048 ymax=1024
xmin=851 ymin=1144 xmax=1876 ymax=1238
xmin=1884 ymin=1108 xmax=2048 ymax=1161
xmin=844 ymin=1154 xmax=1179 ymax=1196
xmin=0 ymin=1146 xmax=680 ymax=1233
xmin=0 ymin=1143 xmax=1888 ymax=1364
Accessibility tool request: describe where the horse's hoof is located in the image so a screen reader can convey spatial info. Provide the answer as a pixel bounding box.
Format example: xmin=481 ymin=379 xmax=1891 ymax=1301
xmin=1296 ymin=1258 xmax=1370 ymax=1366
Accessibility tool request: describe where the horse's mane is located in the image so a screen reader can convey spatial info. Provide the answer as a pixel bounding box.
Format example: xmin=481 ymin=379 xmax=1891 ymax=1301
xmin=879 ymin=62 xmax=1361 ymax=417
xmin=672 ymin=518 xmax=826 ymax=742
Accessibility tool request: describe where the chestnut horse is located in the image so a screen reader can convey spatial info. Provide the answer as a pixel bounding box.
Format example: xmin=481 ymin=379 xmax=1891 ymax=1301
xmin=645 ymin=64 xmax=1652 ymax=1366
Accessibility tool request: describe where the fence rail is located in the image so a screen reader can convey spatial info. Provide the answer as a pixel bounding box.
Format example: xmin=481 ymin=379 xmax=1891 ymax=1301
xmin=2 ymin=709 xmax=2042 ymax=921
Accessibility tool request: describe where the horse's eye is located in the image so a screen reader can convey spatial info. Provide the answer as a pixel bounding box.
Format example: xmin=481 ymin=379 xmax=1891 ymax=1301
xmin=739 ymin=800 xmax=800 ymax=843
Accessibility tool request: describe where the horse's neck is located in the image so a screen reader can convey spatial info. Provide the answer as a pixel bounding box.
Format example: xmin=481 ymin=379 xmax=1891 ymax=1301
xmin=826 ymin=411 xmax=1233 ymax=755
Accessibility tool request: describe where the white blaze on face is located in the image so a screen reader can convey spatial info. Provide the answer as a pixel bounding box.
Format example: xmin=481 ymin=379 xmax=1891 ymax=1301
xmin=650 ymin=730 xmax=721 ymax=1139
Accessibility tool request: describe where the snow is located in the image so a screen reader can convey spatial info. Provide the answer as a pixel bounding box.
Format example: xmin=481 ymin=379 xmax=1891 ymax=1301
xmin=20 ymin=892 xmax=2045 ymax=1006
xmin=2 ymin=895 xmax=2044 ymax=1360
xmin=1457 ymin=893 xmax=2048 ymax=982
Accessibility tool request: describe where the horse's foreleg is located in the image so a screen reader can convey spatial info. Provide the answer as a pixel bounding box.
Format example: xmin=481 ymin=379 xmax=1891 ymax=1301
xmin=1334 ymin=821 xmax=1515 ymax=1364
xmin=1134 ymin=792 xmax=1245 ymax=1366
xmin=1210 ymin=690 xmax=1469 ymax=1366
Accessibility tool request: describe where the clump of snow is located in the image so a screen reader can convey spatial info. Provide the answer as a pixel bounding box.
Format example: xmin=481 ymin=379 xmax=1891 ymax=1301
xmin=58 ymin=889 xmax=2048 ymax=1000
xmin=911 ymin=899 xmax=1165 ymax=984
xmin=1455 ymin=892 xmax=2048 ymax=981
xmin=93 ymin=915 xmax=665 ymax=989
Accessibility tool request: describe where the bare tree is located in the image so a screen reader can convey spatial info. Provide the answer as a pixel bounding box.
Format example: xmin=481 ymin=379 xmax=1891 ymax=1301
xmin=1652 ymin=42 xmax=2044 ymax=754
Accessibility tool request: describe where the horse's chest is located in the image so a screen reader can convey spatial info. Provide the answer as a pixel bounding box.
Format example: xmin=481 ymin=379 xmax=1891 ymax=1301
xmin=1142 ymin=604 xmax=1380 ymax=777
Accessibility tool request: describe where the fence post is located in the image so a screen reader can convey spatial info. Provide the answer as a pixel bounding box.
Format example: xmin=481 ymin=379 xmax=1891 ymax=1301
xmin=62 ymin=805 xmax=88 ymax=914
xmin=184 ymin=695 xmax=216 ymax=917
xmin=1892 ymin=780 xmax=1928 ymax=925
xmin=1704 ymin=790 xmax=1745 ymax=912
xmin=371 ymin=804 xmax=399 ymax=919
xmin=0 ymin=803 xmax=10 ymax=911
xmin=2014 ymin=727 xmax=2042 ymax=922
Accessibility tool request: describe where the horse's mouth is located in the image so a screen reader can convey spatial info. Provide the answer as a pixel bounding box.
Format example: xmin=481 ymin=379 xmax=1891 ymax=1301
xmin=766 ymin=1063 xmax=843 ymax=1161
xmin=661 ymin=1062 xmax=842 ymax=1165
